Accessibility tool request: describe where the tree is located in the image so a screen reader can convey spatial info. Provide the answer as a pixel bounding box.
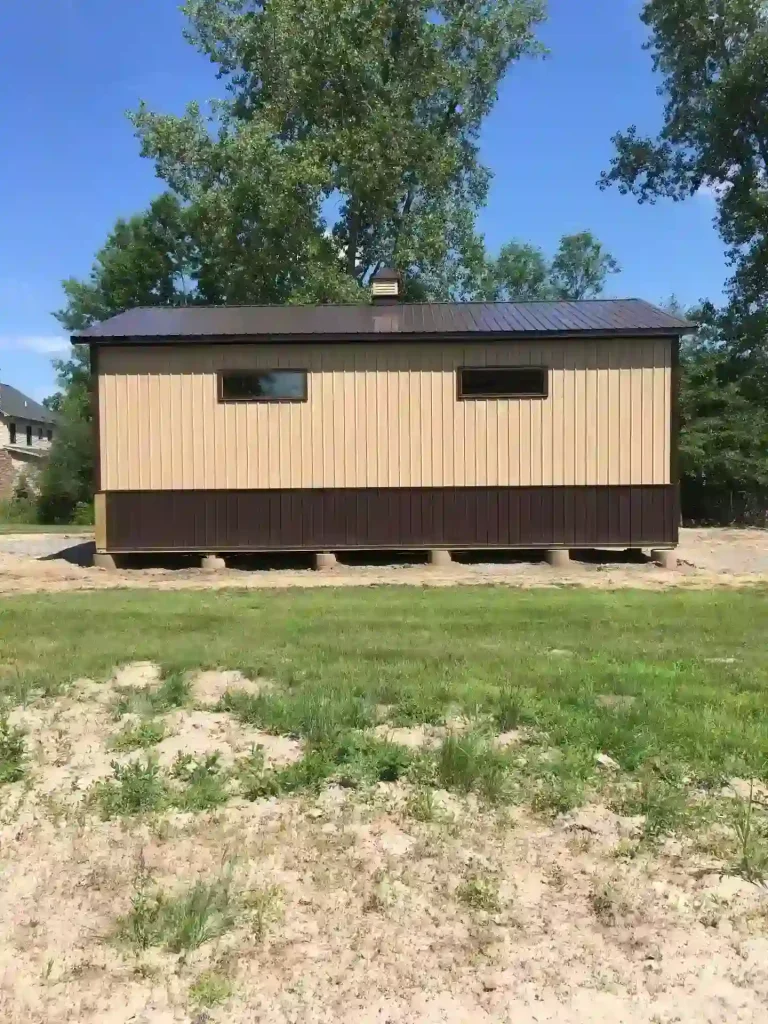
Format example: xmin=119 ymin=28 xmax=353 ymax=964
xmin=602 ymin=1 xmax=768 ymax=522
xmin=482 ymin=231 xmax=620 ymax=301
xmin=600 ymin=0 xmax=768 ymax=322
xmin=56 ymin=194 xmax=196 ymax=333
xmin=130 ymin=0 xmax=546 ymax=300
xmin=36 ymin=347 xmax=94 ymax=523
xmin=549 ymin=231 xmax=620 ymax=300
xmin=680 ymin=323 xmax=768 ymax=522
xmin=483 ymin=242 xmax=552 ymax=300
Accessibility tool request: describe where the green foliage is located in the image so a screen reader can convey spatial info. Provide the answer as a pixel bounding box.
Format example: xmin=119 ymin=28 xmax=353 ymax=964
xmin=236 ymin=745 xmax=334 ymax=799
xmin=482 ymin=231 xmax=620 ymax=301
xmin=613 ymin=774 xmax=690 ymax=840
xmin=93 ymin=758 xmax=169 ymax=818
xmin=246 ymin=883 xmax=283 ymax=941
xmin=604 ymin=2 xmax=768 ymax=521
xmin=169 ymin=0 xmax=546 ymax=299
xmin=113 ymin=671 xmax=191 ymax=719
xmin=0 ymin=476 xmax=38 ymax=526
xmin=109 ymin=719 xmax=166 ymax=752
xmin=456 ymin=872 xmax=501 ymax=912
xmin=56 ymin=194 xmax=197 ymax=333
xmin=189 ymin=971 xmax=233 ymax=1007
xmin=602 ymin=1 xmax=768 ymax=310
xmin=494 ymin=686 xmax=535 ymax=732
xmin=171 ymin=752 xmax=229 ymax=811
xmin=406 ymin=787 xmax=439 ymax=822
xmin=35 ymin=346 xmax=93 ymax=524
xmin=435 ymin=733 xmax=511 ymax=803
xmin=222 ymin=685 xmax=373 ymax=746
xmin=117 ymin=871 xmax=237 ymax=953
xmin=0 ymin=718 xmax=26 ymax=784
xmin=731 ymin=782 xmax=768 ymax=884
xmin=549 ymin=231 xmax=620 ymax=300
xmin=330 ymin=734 xmax=412 ymax=788
xmin=679 ymin=305 xmax=768 ymax=523
xmin=530 ymin=773 xmax=584 ymax=817
xmin=71 ymin=501 xmax=95 ymax=526
xmin=236 ymin=734 xmax=411 ymax=799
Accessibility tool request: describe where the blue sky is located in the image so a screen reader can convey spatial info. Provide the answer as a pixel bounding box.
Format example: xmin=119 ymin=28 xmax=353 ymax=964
xmin=0 ymin=0 xmax=725 ymax=401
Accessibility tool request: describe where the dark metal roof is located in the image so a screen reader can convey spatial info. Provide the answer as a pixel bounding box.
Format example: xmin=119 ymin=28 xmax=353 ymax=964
xmin=75 ymin=299 xmax=694 ymax=343
xmin=0 ymin=383 xmax=57 ymax=424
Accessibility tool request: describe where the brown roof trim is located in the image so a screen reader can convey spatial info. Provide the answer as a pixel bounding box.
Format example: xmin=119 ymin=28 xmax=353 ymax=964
xmin=80 ymin=328 xmax=690 ymax=347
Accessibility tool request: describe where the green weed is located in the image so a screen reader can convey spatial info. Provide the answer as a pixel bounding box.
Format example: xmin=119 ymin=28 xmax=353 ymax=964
xmin=222 ymin=687 xmax=373 ymax=746
xmin=435 ymin=733 xmax=511 ymax=803
xmin=494 ymin=687 xmax=536 ymax=732
xmin=614 ymin=775 xmax=690 ymax=840
xmin=117 ymin=870 xmax=238 ymax=953
xmin=109 ymin=719 xmax=165 ymax=752
xmin=331 ymin=734 xmax=412 ymax=788
xmin=732 ymin=782 xmax=768 ymax=884
xmin=245 ymin=883 xmax=283 ymax=941
xmin=530 ymin=774 xmax=585 ymax=818
xmin=189 ymin=970 xmax=233 ymax=1007
xmin=456 ymin=872 xmax=501 ymax=912
xmin=92 ymin=758 xmax=168 ymax=818
xmin=236 ymin=736 xmax=412 ymax=800
xmin=407 ymin=787 xmax=439 ymax=822
xmin=588 ymin=880 xmax=628 ymax=926
xmin=113 ymin=671 xmax=190 ymax=720
xmin=0 ymin=718 xmax=25 ymax=784
xmin=171 ymin=753 xmax=229 ymax=811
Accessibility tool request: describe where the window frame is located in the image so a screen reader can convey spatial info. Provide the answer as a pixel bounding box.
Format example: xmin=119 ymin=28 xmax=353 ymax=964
xmin=217 ymin=369 xmax=309 ymax=405
xmin=25 ymin=425 xmax=32 ymax=446
xmin=457 ymin=365 xmax=549 ymax=401
xmin=8 ymin=422 xmax=16 ymax=445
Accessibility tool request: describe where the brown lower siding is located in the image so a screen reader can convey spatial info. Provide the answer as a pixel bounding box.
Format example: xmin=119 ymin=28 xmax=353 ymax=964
xmin=103 ymin=486 xmax=679 ymax=552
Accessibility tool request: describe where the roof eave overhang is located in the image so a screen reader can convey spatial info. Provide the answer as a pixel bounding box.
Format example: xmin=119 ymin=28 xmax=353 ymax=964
xmin=76 ymin=326 xmax=695 ymax=346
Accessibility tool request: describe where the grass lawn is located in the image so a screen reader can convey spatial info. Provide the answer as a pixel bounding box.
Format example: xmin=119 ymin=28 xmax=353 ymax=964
xmin=3 ymin=586 xmax=768 ymax=1020
xmin=0 ymin=522 xmax=93 ymax=534
xmin=2 ymin=586 xmax=768 ymax=800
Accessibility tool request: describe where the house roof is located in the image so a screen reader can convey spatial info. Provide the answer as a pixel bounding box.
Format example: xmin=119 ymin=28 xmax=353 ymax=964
xmin=0 ymin=383 xmax=57 ymax=425
xmin=75 ymin=299 xmax=694 ymax=344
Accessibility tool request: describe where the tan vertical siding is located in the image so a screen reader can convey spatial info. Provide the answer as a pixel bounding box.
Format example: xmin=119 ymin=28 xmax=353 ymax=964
xmin=98 ymin=338 xmax=673 ymax=490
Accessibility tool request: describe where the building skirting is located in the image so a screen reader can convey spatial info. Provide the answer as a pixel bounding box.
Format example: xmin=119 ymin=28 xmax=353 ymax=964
xmin=100 ymin=485 xmax=679 ymax=553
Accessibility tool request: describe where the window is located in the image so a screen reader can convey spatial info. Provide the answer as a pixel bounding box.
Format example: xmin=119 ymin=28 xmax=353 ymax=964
xmin=26 ymin=425 xmax=32 ymax=446
xmin=47 ymin=429 xmax=53 ymax=442
xmin=458 ymin=366 xmax=548 ymax=400
xmin=8 ymin=423 xmax=16 ymax=445
xmin=38 ymin=427 xmax=43 ymax=439
xmin=218 ymin=370 xmax=307 ymax=403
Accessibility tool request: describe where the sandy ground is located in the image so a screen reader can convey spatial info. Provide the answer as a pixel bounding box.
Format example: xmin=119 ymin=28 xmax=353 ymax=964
xmin=0 ymin=527 xmax=765 ymax=594
xmin=1 ymin=664 xmax=767 ymax=1023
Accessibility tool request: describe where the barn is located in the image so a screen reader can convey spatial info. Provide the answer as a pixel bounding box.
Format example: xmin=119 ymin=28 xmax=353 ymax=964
xmin=76 ymin=272 xmax=691 ymax=569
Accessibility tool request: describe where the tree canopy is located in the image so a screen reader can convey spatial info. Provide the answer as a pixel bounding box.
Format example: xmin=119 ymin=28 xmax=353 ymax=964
xmin=130 ymin=0 xmax=546 ymax=302
xmin=482 ymin=231 xmax=620 ymax=301
xmin=601 ymin=0 xmax=768 ymax=335
xmin=602 ymin=0 xmax=768 ymax=522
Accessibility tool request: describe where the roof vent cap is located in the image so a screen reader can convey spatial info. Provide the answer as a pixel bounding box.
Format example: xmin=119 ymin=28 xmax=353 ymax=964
xmin=370 ymin=267 xmax=401 ymax=303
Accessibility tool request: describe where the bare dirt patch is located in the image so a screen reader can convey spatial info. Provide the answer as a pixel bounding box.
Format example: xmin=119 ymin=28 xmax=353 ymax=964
xmin=0 ymin=527 xmax=766 ymax=595
xmin=190 ymin=669 xmax=272 ymax=707
xmin=2 ymin=776 xmax=768 ymax=1023
xmin=4 ymin=664 xmax=301 ymax=806
xmin=1 ymin=667 xmax=768 ymax=1021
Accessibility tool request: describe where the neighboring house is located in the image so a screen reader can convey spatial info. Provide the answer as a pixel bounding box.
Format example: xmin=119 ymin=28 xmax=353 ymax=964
xmin=0 ymin=384 xmax=57 ymax=499
xmin=76 ymin=270 xmax=692 ymax=566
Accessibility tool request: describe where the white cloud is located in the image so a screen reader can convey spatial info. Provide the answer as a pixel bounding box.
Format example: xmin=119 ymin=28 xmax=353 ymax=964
xmin=0 ymin=335 xmax=70 ymax=355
